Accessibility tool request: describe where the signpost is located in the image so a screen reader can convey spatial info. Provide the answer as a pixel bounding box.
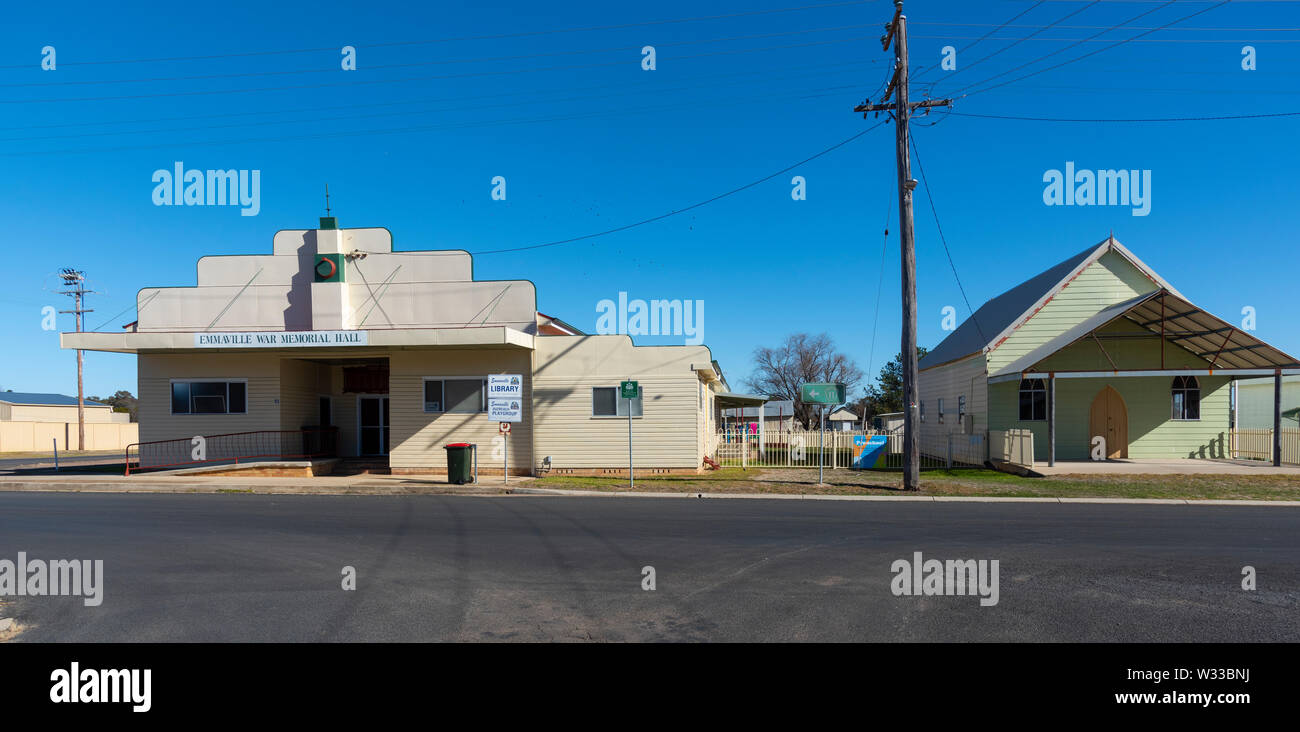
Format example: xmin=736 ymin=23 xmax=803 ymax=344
xmin=800 ymin=382 xmax=846 ymax=405
xmin=488 ymin=374 xmax=523 ymax=482
xmin=800 ymin=382 xmax=846 ymax=485
xmin=621 ymin=380 xmax=638 ymax=488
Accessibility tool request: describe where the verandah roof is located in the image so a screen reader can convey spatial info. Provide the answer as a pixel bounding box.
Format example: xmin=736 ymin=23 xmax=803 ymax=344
xmin=989 ymin=288 xmax=1300 ymax=380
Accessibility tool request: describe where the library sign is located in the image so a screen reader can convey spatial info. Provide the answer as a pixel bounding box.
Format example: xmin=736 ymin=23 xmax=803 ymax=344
xmin=195 ymin=330 xmax=369 ymax=348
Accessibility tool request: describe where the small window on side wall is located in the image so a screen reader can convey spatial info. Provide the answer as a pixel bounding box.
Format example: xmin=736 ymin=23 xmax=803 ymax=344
xmin=593 ymin=386 xmax=643 ymax=417
xmin=1171 ymin=375 xmax=1200 ymax=420
xmin=171 ymin=380 xmax=246 ymax=415
xmin=1018 ymin=379 xmax=1046 ymax=421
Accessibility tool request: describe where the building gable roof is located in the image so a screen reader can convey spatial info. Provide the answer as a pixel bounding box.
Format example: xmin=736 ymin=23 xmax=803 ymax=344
xmin=920 ymin=236 xmax=1181 ymax=370
xmin=989 ymin=289 xmax=1300 ymax=379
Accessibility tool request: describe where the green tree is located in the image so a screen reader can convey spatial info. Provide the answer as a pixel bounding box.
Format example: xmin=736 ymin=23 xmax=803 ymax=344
xmin=743 ymin=333 xmax=863 ymax=430
xmin=853 ymin=347 xmax=928 ymax=426
xmin=88 ymin=390 xmax=138 ymax=422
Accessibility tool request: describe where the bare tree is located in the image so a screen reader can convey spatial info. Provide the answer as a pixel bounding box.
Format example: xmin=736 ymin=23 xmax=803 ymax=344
xmin=743 ymin=333 xmax=863 ymax=429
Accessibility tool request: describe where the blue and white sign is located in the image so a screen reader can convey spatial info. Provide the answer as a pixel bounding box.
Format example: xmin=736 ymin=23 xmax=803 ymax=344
xmin=489 ymin=398 xmax=522 ymax=422
xmin=488 ymin=374 xmax=523 ymax=399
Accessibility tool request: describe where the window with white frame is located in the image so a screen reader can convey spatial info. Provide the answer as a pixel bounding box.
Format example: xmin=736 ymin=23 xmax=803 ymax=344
xmin=958 ymin=395 xmax=966 ymax=420
xmin=171 ymin=380 xmax=247 ymax=415
xmin=423 ymin=378 xmax=487 ymax=413
xmin=1171 ymin=375 xmax=1200 ymax=420
xmin=593 ymin=386 xmax=643 ymax=417
xmin=938 ymin=398 xmax=945 ymax=424
xmin=1018 ymin=379 xmax=1047 ymax=421
xmin=920 ymin=400 xmax=925 ymax=423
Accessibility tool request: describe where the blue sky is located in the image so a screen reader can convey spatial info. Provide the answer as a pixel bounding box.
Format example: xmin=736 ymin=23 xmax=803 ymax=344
xmin=2 ymin=0 xmax=1298 ymax=398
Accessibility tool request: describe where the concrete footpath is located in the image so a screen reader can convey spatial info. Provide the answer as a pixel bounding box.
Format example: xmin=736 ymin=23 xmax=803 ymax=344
xmin=0 ymin=473 xmax=517 ymax=495
xmin=2 ymin=474 xmax=1300 ymax=506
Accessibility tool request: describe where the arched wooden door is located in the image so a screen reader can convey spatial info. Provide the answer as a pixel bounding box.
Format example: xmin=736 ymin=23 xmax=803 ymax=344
xmin=1088 ymin=386 xmax=1128 ymax=459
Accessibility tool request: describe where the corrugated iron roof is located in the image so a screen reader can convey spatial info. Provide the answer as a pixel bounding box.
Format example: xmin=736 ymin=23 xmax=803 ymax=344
xmin=990 ymin=289 xmax=1300 ymax=377
xmin=0 ymin=392 xmax=108 ymax=406
xmin=920 ymin=236 xmax=1182 ymax=370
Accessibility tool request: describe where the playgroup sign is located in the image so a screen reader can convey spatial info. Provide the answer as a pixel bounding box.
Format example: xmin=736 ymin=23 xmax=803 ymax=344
xmin=851 ymin=434 xmax=890 ymax=469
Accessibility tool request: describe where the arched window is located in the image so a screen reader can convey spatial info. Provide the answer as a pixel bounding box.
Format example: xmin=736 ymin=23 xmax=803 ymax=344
xmin=1018 ymin=379 xmax=1046 ymax=421
xmin=1171 ymin=375 xmax=1200 ymax=420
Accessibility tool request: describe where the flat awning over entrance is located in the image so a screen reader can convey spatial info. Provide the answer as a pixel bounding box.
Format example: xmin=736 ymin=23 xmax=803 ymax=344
xmin=714 ymin=392 xmax=769 ymax=409
xmin=60 ymin=326 xmax=535 ymax=354
xmin=989 ymin=289 xmax=1300 ymax=383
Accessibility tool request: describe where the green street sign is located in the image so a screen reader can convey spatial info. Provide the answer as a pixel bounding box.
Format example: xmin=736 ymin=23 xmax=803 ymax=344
xmin=620 ymin=381 xmax=639 ymax=400
xmin=800 ymin=382 xmax=846 ymax=405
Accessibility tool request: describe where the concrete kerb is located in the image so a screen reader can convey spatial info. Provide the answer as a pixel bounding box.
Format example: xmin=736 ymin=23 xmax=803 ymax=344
xmin=2 ymin=478 xmax=1300 ymax=506
xmin=506 ymin=486 xmax=1300 ymax=506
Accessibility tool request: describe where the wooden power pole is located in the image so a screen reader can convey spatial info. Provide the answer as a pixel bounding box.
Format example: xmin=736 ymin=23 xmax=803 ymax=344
xmin=59 ymin=269 xmax=94 ymax=452
xmin=855 ymin=1 xmax=951 ymax=491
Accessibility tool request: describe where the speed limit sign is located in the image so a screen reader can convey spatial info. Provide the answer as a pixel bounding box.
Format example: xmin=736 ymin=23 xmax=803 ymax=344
xmin=499 ymin=422 xmax=511 ymax=434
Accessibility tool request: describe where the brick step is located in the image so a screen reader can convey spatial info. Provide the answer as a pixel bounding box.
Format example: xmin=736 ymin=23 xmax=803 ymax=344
xmin=331 ymin=458 xmax=391 ymax=476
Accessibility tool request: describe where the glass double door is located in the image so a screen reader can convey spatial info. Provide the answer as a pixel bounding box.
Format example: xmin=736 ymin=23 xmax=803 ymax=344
xmin=359 ymin=396 xmax=389 ymax=456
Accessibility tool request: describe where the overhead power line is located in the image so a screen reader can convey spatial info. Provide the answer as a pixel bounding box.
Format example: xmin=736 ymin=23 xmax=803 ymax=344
xmin=926 ymin=1 xmax=1101 ymax=88
xmin=907 ymin=133 xmax=986 ymax=346
xmin=0 ymin=59 xmax=871 ymax=133
xmin=941 ymin=0 xmax=1178 ymax=98
xmin=471 ymin=121 xmax=888 ymax=255
xmin=0 ymin=36 xmax=876 ymax=105
xmin=0 ymin=1 xmax=871 ymax=69
xmin=0 ymin=72 xmax=870 ymax=144
xmin=0 ymin=84 xmax=857 ymax=156
xmin=961 ymin=0 xmax=1234 ymax=99
xmin=912 ymin=1 xmax=1047 ymax=82
xmin=0 ymin=24 xmax=877 ymax=89
xmin=950 ymin=110 xmax=1300 ymax=122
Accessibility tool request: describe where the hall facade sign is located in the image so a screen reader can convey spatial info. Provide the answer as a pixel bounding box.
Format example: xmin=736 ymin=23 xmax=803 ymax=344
xmin=196 ymin=330 xmax=369 ymax=348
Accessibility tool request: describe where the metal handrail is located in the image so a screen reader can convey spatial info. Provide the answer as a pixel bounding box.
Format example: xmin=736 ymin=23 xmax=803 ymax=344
xmin=124 ymin=427 xmax=339 ymax=475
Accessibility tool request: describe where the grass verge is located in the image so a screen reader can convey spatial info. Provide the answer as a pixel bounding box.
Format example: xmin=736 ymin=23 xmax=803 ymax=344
xmin=530 ymin=467 xmax=1300 ymax=501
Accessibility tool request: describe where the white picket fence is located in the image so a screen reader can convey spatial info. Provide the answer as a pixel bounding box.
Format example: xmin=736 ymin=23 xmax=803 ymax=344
xmin=713 ymin=429 xmax=988 ymax=470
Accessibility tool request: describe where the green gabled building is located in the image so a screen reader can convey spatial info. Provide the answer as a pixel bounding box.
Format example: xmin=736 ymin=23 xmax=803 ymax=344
xmin=918 ymin=236 xmax=1300 ymax=465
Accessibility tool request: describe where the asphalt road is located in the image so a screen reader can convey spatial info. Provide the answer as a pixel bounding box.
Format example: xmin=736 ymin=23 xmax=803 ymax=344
xmin=1 ymin=492 xmax=1296 ymax=642
xmin=0 ymin=454 xmax=124 ymax=474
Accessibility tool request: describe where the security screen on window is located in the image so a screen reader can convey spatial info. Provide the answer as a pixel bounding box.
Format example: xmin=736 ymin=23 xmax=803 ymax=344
xmin=593 ymin=386 xmax=643 ymax=417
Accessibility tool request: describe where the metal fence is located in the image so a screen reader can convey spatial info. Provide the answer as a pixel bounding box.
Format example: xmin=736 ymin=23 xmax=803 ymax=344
xmin=714 ymin=428 xmax=988 ymax=470
xmin=126 ymin=427 xmax=339 ymax=475
xmin=1229 ymin=428 xmax=1300 ymax=465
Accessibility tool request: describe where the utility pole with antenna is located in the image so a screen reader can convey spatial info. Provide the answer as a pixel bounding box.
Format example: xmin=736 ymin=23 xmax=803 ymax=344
xmin=58 ymin=268 xmax=94 ymax=452
xmin=855 ymin=0 xmax=951 ymax=491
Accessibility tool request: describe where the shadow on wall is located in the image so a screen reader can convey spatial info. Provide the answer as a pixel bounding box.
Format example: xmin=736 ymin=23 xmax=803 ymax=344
xmin=284 ymin=230 xmax=315 ymax=330
xmin=1188 ymin=432 xmax=1227 ymax=460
